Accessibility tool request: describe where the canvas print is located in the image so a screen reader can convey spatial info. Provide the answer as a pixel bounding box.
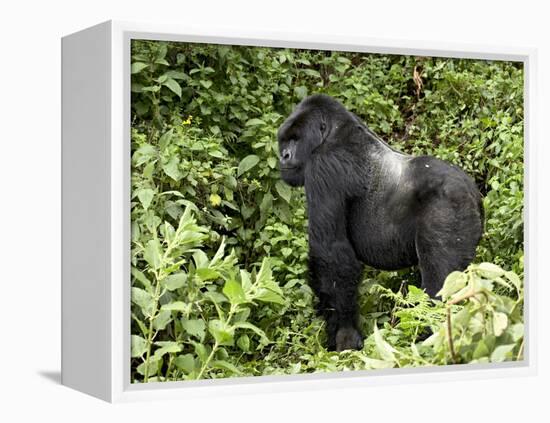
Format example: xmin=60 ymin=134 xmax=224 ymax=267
xmin=130 ymin=39 xmax=524 ymax=383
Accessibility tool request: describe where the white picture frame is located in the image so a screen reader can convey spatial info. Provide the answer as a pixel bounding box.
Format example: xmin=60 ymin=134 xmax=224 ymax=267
xmin=61 ymin=20 xmax=537 ymax=403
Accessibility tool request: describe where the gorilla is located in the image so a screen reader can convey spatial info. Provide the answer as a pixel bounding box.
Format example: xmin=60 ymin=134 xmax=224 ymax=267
xmin=277 ymin=94 xmax=483 ymax=352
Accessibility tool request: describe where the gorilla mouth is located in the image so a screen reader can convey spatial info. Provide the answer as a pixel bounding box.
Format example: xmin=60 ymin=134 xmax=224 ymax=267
xmin=280 ymin=165 xmax=304 ymax=187
xmin=280 ymin=164 xmax=301 ymax=171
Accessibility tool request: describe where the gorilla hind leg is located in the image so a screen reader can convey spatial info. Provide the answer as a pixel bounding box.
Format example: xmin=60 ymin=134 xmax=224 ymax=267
xmin=415 ymin=197 xmax=482 ymax=297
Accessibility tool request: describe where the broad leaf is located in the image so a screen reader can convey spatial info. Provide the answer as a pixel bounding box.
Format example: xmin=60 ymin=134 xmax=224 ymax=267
xmin=208 ymin=319 xmax=234 ymax=346
xmin=373 ymin=324 xmax=397 ymax=362
xmin=237 ymin=155 xmax=260 ymax=176
xmin=143 ymin=239 xmax=163 ymax=270
xmin=162 ymin=273 xmax=188 ymax=291
xmin=160 ymin=301 xmax=188 ymax=312
xmin=275 ymin=180 xmax=292 ymax=203
xmin=137 ymin=188 xmax=155 ymax=211
xmin=182 ymin=318 xmax=206 ymax=341
xmin=163 ymin=78 xmax=182 ymax=97
xmin=223 ymin=279 xmax=246 ymax=306
xmin=437 ymin=271 xmax=467 ymax=300
xmin=131 ymin=62 xmax=148 ymax=74
xmin=131 ymin=335 xmax=147 ymax=358
xmin=174 ymin=354 xmax=195 ymax=373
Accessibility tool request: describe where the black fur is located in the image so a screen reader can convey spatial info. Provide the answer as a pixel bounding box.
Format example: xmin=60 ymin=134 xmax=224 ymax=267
xmin=277 ymin=94 xmax=484 ymax=352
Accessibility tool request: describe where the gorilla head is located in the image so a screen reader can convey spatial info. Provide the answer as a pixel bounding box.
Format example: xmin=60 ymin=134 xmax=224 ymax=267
xmin=277 ymin=94 xmax=349 ymax=187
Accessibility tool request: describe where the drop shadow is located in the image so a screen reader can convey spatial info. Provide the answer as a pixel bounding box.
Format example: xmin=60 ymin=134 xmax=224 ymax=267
xmin=37 ymin=370 xmax=62 ymax=384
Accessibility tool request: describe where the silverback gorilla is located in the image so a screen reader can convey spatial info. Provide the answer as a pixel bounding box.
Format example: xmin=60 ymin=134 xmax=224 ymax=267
xmin=277 ymin=94 xmax=483 ymax=352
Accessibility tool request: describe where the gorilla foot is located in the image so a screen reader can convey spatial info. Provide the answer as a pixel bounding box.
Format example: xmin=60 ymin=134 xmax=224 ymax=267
xmin=335 ymin=327 xmax=363 ymax=351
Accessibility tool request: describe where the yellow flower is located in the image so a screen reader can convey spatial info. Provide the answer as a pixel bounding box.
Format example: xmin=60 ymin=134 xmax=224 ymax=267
xmin=182 ymin=115 xmax=193 ymax=126
xmin=209 ymin=193 xmax=222 ymax=207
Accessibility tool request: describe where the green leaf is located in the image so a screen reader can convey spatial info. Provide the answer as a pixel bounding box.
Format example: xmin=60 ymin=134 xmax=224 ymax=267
xmin=294 ymin=86 xmax=308 ymax=99
xmin=158 ymin=129 xmax=173 ymax=150
xmin=182 ymin=319 xmax=206 ymax=341
xmin=211 ymin=360 xmax=242 ymax=375
xmin=260 ymin=193 xmax=273 ymax=213
xmin=275 ymin=180 xmax=292 ymax=203
xmin=163 ymin=78 xmax=182 ymax=97
xmin=131 ymin=335 xmax=148 ymax=358
xmin=143 ymin=239 xmax=163 ymax=270
xmin=204 ymin=291 xmax=228 ymax=305
xmin=237 ymin=334 xmax=250 ymax=352
xmin=131 ymin=267 xmax=152 ymax=291
xmin=256 ymin=257 xmax=272 ymax=286
xmin=162 ymin=156 xmax=182 ymax=181
xmin=477 ymin=262 xmax=505 ymax=279
xmin=237 ymin=154 xmax=260 ymax=176
xmin=137 ymin=188 xmax=155 ymax=211
xmin=160 ymin=301 xmax=188 ymax=312
xmin=152 ymin=342 xmax=182 ymax=360
xmin=193 ymin=342 xmax=208 ymax=364
xmin=267 ymin=156 xmax=277 ymax=169
xmin=210 ymin=237 xmax=227 ymax=266
xmin=193 ymin=250 xmax=209 ymax=269
xmin=200 ymin=80 xmax=213 ymax=89
xmin=510 ymin=323 xmax=524 ymax=342
xmin=196 ymin=268 xmax=220 ymax=281
xmin=131 ymin=287 xmax=154 ymax=317
xmin=223 ymin=279 xmax=246 ymax=306
xmin=131 ymin=62 xmax=148 ymax=74
xmin=472 ymin=340 xmax=490 ymax=359
xmin=490 ymin=344 xmax=516 ymax=362
xmin=174 ymin=354 xmax=195 ymax=373
xmin=162 ymin=272 xmax=188 ymax=290
xmin=253 ymin=258 xmax=285 ymax=304
xmin=493 ymin=312 xmax=508 ymax=336
xmin=361 ymin=357 xmax=396 ymax=370
xmin=240 ymin=270 xmax=252 ymax=292
xmin=373 ymin=324 xmax=397 ymax=362
xmin=153 ymin=310 xmax=172 ymax=330
xmin=165 ymin=70 xmax=186 ymax=80
xmin=505 ymin=271 xmax=522 ymax=291
xmin=208 ymin=319 xmax=235 ymax=346
xmin=136 ymin=357 xmax=160 ymax=376
xmin=245 ymin=118 xmax=265 ymax=126
xmin=233 ymin=321 xmax=268 ymax=343
xmin=437 ymin=271 xmax=467 ymax=300
xmin=254 ymin=288 xmax=285 ymax=305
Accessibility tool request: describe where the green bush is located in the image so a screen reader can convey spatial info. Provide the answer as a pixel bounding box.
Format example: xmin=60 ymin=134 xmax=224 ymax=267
xmin=130 ymin=40 xmax=524 ymax=382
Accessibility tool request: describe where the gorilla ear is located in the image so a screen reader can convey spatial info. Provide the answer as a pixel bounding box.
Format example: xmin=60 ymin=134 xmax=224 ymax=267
xmin=320 ymin=122 xmax=326 ymax=132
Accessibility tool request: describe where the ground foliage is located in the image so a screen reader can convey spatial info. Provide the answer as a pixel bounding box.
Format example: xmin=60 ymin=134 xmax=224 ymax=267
xmin=130 ymin=40 xmax=524 ymax=382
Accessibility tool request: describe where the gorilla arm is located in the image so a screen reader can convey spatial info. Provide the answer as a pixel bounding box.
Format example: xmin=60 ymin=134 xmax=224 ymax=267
xmin=304 ymin=155 xmax=365 ymax=351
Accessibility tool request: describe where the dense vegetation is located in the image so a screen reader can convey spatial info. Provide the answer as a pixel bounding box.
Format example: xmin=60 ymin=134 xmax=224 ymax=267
xmin=130 ymin=40 xmax=524 ymax=383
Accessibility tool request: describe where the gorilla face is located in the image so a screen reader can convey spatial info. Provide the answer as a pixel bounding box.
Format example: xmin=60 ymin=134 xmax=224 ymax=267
xmin=277 ymin=100 xmax=328 ymax=187
xmin=278 ymin=143 xmax=305 ymax=187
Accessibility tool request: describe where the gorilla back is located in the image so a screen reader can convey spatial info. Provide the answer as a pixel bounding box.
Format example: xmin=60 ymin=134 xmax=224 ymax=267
xmin=277 ymin=94 xmax=483 ymax=352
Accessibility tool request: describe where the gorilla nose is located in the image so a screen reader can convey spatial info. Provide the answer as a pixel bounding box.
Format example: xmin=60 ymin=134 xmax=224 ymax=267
xmin=281 ymin=149 xmax=292 ymax=164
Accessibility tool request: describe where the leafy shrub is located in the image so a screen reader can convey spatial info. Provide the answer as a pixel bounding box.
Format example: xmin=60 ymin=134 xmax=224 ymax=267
xmin=130 ymin=40 xmax=524 ymax=382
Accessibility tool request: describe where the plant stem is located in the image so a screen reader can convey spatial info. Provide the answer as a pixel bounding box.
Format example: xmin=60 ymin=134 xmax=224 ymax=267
xmin=143 ymin=269 xmax=162 ymax=383
xmin=516 ymin=338 xmax=525 ymax=361
xmin=446 ymin=306 xmax=458 ymax=364
xmin=196 ymin=341 xmax=219 ymax=380
xmin=195 ymin=304 xmax=238 ymax=380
